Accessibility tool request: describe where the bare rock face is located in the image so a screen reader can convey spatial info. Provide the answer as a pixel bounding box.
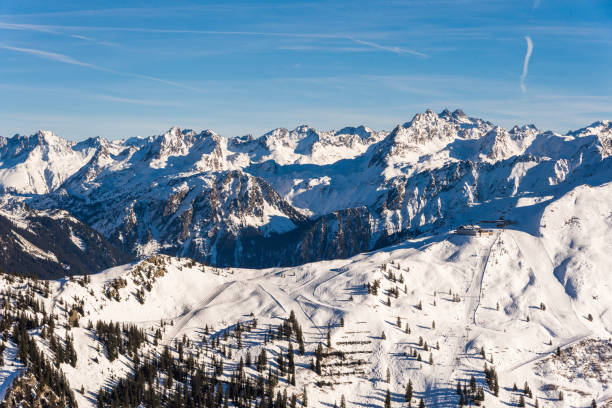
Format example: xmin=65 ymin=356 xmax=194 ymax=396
xmin=0 ymin=206 xmax=131 ymax=278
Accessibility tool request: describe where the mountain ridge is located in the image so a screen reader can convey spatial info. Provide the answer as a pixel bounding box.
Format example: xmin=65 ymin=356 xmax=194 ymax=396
xmin=0 ymin=109 xmax=610 ymax=272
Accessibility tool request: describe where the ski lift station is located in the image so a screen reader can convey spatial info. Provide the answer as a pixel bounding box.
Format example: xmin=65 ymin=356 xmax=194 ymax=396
xmin=455 ymin=225 xmax=494 ymax=237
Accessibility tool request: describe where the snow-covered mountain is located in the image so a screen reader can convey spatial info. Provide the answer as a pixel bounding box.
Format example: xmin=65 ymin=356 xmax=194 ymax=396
xmin=0 ymin=110 xmax=610 ymax=407
xmin=0 ymin=110 xmax=610 ymax=270
xmin=0 ymin=180 xmax=609 ymax=407
xmin=0 ymin=130 xmax=98 ymax=194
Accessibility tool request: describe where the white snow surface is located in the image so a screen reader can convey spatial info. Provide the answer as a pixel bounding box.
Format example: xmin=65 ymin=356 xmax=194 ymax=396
xmin=0 ymin=182 xmax=607 ymax=407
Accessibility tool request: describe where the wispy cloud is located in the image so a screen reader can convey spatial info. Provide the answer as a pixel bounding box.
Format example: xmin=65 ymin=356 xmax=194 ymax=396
xmin=0 ymin=45 xmax=97 ymax=68
xmin=0 ymin=22 xmax=118 ymax=47
xmin=520 ymin=36 xmax=533 ymax=93
xmin=0 ymin=44 xmax=196 ymax=91
xmin=347 ymin=37 xmax=427 ymax=57
xmin=0 ymin=22 xmax=56 ymax=33
xmin=277 ymin=45 xmax=370 ymax=53
xmin=91 ymin=94 xmax=182 ymax=106
xmin=0 ymin=22 xmax=426 ymax=57
xmin=533 ymin=0 xmax=542 ymax=10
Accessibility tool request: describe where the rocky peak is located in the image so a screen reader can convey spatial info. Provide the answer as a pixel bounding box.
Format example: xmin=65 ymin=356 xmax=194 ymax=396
xmin=147 ymin=127 xmax=222 ymax=169
xmin=452 ymin=109 xmax=466 ymax=118
xmin=566 ymin=120 xmax=611 ymax=138
xmin=335 ymin=125 xmax=375 ymax=140
xmin=394 ymin=109 xmax=459 ymax=145
xmin=293 ymin=124 xmax=316 ymax=134
xmin=403 ymin=108 xmax=439 ymax=128
xmin=35 ymin=130 xmax=65 ymax=146
xmin=568 ymin=121 xmax=611 ymax=158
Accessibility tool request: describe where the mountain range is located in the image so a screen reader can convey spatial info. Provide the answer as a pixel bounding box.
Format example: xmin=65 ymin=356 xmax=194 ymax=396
xmin=0 ymin=109 xmax=610 ymax=275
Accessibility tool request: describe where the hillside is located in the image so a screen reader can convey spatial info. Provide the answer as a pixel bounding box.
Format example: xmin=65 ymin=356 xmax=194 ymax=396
xmin=0 ymin=181 xmax=609 ymax=407
xmin=0 ymin=204 xmax=132 ymax=279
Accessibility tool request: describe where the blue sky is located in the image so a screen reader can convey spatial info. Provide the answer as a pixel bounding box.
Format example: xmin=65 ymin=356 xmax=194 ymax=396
xmin=0 ymin=1 xmax=611 ymax=140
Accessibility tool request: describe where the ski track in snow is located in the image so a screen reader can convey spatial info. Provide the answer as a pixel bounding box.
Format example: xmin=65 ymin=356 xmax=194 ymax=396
xmin=429 ymin=231 xmax=500 ymax=407
xmin=163 ymin=281 xmax=235 ymax=346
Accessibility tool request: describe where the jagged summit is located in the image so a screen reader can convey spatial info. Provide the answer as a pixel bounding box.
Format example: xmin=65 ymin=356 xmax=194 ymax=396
xmin=453 ymin=108 xmax=466 ymax=117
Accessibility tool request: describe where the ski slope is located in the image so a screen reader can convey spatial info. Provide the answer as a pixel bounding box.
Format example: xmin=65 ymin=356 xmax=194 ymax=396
xmin=0 ymin=182 xmax=609 ymax=407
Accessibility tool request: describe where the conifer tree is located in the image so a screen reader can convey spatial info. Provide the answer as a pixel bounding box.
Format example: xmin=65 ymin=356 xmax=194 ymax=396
xmin=406 ymin=379 xmax=413 ymax=402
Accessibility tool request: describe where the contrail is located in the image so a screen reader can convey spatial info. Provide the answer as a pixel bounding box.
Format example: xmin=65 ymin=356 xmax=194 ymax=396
xmin=520 ymin=36 xmax=533 ymax=93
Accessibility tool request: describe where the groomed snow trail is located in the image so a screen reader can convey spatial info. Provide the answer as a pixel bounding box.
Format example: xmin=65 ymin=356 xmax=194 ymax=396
xmin=163 ymin=281 xmax=235 ymax=346
xmin=429 ymin=231 xmax=500 ymax=407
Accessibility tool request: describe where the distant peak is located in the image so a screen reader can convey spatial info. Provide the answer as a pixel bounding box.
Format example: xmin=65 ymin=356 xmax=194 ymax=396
xmin=405 ymin=109 xmax=441 ymax=127
xmin=587 ymin=120 xmax=611 ymax=129
xmin=33 ymin=130 xmax=71 ymax=147
xmin=293 ymin=125 xmax=316 ymax=133
xmin=36 ymin=130 xmax=59 ymax=140
xmin=510 ymin=124 xmax=538 ymax=132
xmin=165 ymin=126 xmax=182 ymax=137
xmin=336 ymin=125 xmax=373 ymax=138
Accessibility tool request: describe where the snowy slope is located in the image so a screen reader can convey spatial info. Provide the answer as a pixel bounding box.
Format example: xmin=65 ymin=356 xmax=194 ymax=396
xmin=0 ymin=131 xmax=97 ymax=194
xmin=0 ymin=181 xmax=605 ymax=407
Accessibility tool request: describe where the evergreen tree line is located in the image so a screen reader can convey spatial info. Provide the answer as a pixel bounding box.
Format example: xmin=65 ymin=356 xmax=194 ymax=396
xmin=1 ymin=310 xmax=77 ymax=407
xmin=96 ymin=313 xmax=309 ymax=408
xmin=95 ymin=320 xmax=146 ymax=361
